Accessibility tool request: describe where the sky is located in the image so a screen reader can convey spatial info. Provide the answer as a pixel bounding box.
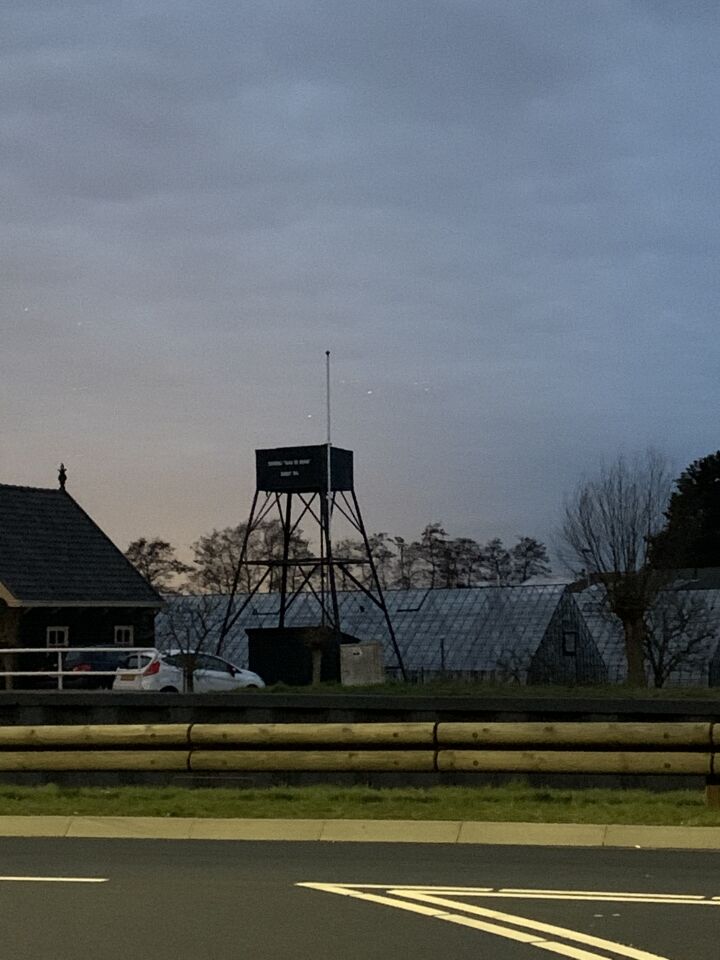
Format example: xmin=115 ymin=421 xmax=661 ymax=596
xmin=3 ymin=1 xmax=719 ymax=565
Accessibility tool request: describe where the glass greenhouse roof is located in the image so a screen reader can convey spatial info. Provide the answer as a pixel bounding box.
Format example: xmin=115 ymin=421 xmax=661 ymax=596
xmin=157 ymin=584 xmax=569 ymax=677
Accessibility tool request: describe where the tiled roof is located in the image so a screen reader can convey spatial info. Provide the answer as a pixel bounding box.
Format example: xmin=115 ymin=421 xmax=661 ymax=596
xmin=0 ymin=483 xmax=161 ymax=606
xmin=158 ymin=584 xmax=568 ymax=677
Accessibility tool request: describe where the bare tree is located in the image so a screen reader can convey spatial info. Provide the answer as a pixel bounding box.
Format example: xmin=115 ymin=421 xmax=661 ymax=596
xmin=333 ymin=532 xmax=396 ymax=591
xmin=367 ymin=532 xmax=396 ymax=589
xmin=157 ymin=595 xmax=223 ymax=692
xmin=188 ymin=525 xmax=250 ymax=594
xmin=451 ymin=538 xmax=484 ymax=587
xmin=188 ymin=521 xmax=310 ymax=594
xmin=417 ymin=522 xmax=448 ymax=587
xmin=334 ymin=537 xmax=367 ymax=589
xmin=389 ymin=530 xmax=551 ymax=589
xmin=644 ymin=590 xmax=718 ymax=688
xmin=124 ymin=537 xmax=191 ymax=591
xmin=391 ymin=536 xmax=423 ymax=589
xmin=560 ymin=450 xmax=673 ymax=686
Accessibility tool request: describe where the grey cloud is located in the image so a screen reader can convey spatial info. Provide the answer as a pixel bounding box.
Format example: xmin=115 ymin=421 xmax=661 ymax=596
xmin=2 ymin=2 xmax=719 ymax=552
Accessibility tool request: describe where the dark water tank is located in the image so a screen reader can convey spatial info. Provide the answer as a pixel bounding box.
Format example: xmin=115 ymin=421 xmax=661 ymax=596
xmin=255 ymin=445 xmax=353 ymax=493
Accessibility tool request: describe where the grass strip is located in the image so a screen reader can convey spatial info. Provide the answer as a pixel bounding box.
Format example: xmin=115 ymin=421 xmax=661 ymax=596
xmin=0 ymin=782 xmax=718 ymax=826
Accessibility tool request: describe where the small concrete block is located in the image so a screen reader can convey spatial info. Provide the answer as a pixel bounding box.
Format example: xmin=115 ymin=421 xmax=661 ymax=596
xmin=319 ymin=819 xmax=462 ymax=843
xmin=458 ymin=821 xmax=607 ymax=847
xmin=190 ymin=818 xmax=325 ymax=841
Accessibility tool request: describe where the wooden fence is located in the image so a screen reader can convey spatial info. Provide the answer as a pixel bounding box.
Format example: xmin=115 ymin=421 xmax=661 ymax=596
xmin=0 ymin=721 xmax=718 ymax=803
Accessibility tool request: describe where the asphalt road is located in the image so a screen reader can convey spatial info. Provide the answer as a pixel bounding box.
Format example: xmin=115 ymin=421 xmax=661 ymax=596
xmin=1 ymin=838 xmax=718 ymax=960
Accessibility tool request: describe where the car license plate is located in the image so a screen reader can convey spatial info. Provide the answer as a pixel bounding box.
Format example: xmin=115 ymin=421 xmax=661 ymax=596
xmin=118 ymin=674 xmax=135 ymax=681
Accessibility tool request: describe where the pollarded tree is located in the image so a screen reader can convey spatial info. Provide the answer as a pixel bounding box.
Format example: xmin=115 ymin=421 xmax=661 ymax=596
xmin=559 ymin=451 xmax=673 ymax=686
xmin=649 ymin=450 xmax=720 ymax=569
xmin=124 ymin=537 xmax=191 ymax=591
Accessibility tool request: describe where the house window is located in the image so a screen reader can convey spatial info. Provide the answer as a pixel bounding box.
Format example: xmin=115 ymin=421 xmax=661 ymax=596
xmin=114 ymin=625 xmax=134 ymax=646
xmin=562 ymin=630 xmax=577 ymax=656
xmin=46 ymin=626 xmax=69 ymax=647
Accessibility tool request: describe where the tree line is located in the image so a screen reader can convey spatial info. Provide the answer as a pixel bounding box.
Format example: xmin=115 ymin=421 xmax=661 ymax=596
xmin=124 ymin=524 xmax=551 ymax=594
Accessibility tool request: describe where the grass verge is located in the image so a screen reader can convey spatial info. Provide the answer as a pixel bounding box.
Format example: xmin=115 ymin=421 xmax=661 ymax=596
xmin=1 ymin=782 xmax=718 ymax=826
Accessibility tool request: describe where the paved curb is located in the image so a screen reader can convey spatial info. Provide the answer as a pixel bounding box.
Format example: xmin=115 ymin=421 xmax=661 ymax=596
xmin=0 ymin=817 xmax=719 ymax=849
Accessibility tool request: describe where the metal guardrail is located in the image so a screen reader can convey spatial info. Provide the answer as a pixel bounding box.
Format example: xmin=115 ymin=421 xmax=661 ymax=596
xmin=0 ymin=648 xmax=157 ymax=690
xmin=0 ymin=721 xmax=716 ymax=804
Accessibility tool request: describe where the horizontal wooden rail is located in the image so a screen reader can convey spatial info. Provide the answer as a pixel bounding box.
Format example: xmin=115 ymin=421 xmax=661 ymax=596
xmin=190 ymin=722 xmax=435 ymax=745
xmin=0 ymin=721 xmax=716 ymax=751
xmin=437 ymin=722 xmax=715 ymax=748
xmin=0 ymin=748 xmax=711 ymax=777
xmin=0 ymin=751 xmax=188 ymax=771
xmin=0 ymin=724 xmax=190 ymax=747
xmin=191 ymin=750 xmax=435 ymax=772
xmin=437 ymin=750 xmax=712 ymax=775
xmin=0 ymin=722 xmax=716 ymax=750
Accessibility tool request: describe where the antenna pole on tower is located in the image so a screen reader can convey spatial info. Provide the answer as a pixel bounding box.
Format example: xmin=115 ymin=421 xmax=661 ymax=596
xmin=323 ymin=350 xmax=336 ymax=631
xmin=325 ymin=349 xmax=332 ymax=509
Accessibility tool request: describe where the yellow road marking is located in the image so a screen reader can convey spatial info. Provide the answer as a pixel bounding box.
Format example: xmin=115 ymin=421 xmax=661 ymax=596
xmin=312 ymin=883 xmax=719 ymax=905
xmin=0 ymin=876 xmax=108 ymax=883
xmin=298 ymin=883 xmax=679 ymax=960
xmin=392 ymin=890 xmax=667 ymax=960
xmin=425 ymin=890 xmax=715 ymax=905
xmin=500 ymin=888 xmax=710 ymax=903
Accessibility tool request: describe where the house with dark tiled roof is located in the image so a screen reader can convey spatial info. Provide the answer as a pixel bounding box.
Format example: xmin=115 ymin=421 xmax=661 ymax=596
xmin=0 ymin=474 xmax=162 ymax=661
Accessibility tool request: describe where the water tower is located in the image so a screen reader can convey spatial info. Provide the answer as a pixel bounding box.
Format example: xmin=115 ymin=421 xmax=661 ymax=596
xmin=216 ymin=443 xmax=406 ymax=680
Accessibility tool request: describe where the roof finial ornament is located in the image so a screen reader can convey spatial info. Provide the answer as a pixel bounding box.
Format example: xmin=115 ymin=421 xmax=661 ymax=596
xmin=58 ymin=463 xmax=67 ymax=490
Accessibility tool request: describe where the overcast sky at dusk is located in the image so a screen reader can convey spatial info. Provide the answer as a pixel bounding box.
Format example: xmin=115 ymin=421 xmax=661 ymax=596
xmin=3 ymin=2 xmax=719 ymax=564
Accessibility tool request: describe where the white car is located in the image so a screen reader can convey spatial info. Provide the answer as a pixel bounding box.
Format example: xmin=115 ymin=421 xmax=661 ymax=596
xmin=112 ymin=649 xmax=265 ymax=693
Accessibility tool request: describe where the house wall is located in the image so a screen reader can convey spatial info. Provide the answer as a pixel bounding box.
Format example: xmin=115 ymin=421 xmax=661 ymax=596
xmin=0 ymin=605 xmax=21 ymax=647
xmin=17 ymin=608 xmax=156 ymax=648
xmin=527 ymin=594 xmax=608 ymax=685
xmin=0 ymin=606 xmax=22 ymax=689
